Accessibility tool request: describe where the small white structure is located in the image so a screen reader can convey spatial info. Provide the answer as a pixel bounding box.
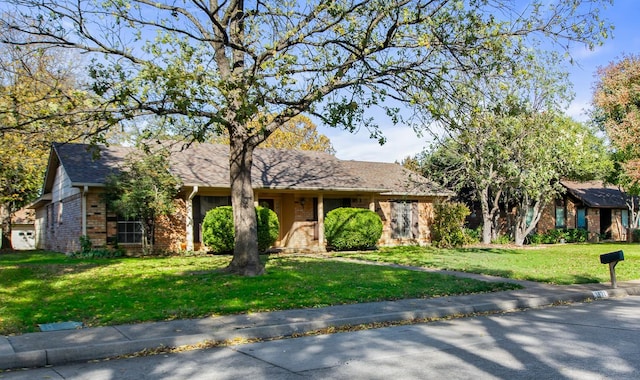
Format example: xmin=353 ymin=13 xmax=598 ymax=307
xmin=11 ymin=208 xmax=36 ymax=250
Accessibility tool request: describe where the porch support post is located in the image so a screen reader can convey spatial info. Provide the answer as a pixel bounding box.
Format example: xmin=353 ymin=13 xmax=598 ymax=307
xmin=318 ymin=194 xmax=325 ymax=251
xmin=186 ymin=186 xmax=198 ymax=251
xmin=369 ymin=195 xmax=375 ymax=212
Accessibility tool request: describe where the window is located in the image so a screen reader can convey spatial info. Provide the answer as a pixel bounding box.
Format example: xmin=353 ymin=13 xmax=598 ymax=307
xmin=576 ymin=208 xmax=587 ymax=229
xmin=392 ymin=201 xmax=417 ymax=239
xmin=525 ymin=207 xmax=534 ymax=227
xmin=622 ymin=210 xmax=629 ymax=228
xmin=117 ymin=217 xmax=142 ymax=244
xmin=324 ymin=198 xmax=351 ymax=216
xmin=555 ymin=200 xmax=566 ymax=228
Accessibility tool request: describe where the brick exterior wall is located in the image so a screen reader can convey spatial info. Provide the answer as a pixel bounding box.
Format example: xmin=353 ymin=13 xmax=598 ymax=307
xmin=376 ymin=198 xmax=432 ymax=246
xmin=537 ymin=197 xmax=629 ymax=242
xmin=273 ymin=196 xmax=436 ymax=252
xmin=537 ymin=202 xmax=556 ymax=233
xmin=38 ymin=185 xmax=440 ymax=254
xmin=86 ymin=192 xmax=108 ymax=247
xmin=155 ymin=199 xmax=188 ymax=252
xmin=43 ymin=193 xmax=83 ymax=253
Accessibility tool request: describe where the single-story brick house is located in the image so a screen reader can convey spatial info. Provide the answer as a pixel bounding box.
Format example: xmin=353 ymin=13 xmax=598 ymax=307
xmin=537 ymin=180 xmax=636 ymax=241
xmin=30 ymin=142 xmax=452 ymax=253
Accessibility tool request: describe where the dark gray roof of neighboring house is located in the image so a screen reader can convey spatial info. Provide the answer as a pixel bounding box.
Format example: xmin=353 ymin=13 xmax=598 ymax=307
xmin=562 ymin=180 xmax=630 ymax=209
xmin=43 ymin=142 xmax=451 ymax=197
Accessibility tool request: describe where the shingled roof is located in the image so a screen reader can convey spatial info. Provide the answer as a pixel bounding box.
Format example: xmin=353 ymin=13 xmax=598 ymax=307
xmin=43 ymin=142 xmax=451 ymax=197
xmin=562 ymin=180 xmax=631 ymax=209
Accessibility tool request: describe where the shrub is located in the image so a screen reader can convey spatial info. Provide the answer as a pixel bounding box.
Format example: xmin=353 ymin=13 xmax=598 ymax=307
xmin=528 ymin=232 xmax=543 ymax=245
xmin=464 ymin=227 xmax=481 ymax=244
xmin=565 ymin=228 xmax=588 ymax=243
xmin=256 ymin=206 xmax=280 ymax=252
xmin=491 ymin=234 xmax=512 ymax=245
xmin=202 ymin=206 xmax=279 ymax=253
xmin=325 ymin=207 xmax=383 ymax=251
xmin=202 ymin=206 xmax=235 ymax=253
xmin=70 ymin=236 xmax=124 ymax=258
xmin=527 ymin=228 xmax=588 ymax=245
xmin=431 ymin=202 xmax=471 ymax=248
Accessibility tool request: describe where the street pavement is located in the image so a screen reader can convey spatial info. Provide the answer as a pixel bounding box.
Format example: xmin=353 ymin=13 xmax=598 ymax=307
xmin=2 ymin=266 xmax=640 ymax=377
xmin=2 ymin=295 xmax=640 ymax=379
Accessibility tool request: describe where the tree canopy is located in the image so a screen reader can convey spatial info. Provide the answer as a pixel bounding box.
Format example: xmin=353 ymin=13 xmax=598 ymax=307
xmin=1 ymin=0 xmax=612 ymax=273
xmin=104 ymin=148 xmax=182 ymax=254
xmin=0 ymin=33 xmax=104 ymax=248
xmin=593 ymin=53 xmax=640 ymax=227
xmin=211 ymin=115 xmax=335 ymax=154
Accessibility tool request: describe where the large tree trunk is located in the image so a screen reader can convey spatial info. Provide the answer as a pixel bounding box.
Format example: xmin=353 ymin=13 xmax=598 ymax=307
xmin=227 ymin=138 xmax=264 ymax=276
xmin=478 ymin=185 xmax=501 ymax=244
xmin=513 ymin=200 xmax=544 ymax=246
xmin=0 ymin=205 xmax=13 ymax=251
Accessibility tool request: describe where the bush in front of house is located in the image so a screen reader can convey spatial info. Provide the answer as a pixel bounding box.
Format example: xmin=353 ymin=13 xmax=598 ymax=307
xmin=69 ymin=235 xmax=124 ymax=258
xmin=431 ymin=202 xmax=471 ymax=248
xmin=202 ymin=206 xmax=279 ymax=253
xmin=325 ymin=207 xmax=383 ymax=251
xmin=256 ymin=205 xmax=280 ymax=252
xmin=528 ymin=228 xmax=588 ymax=244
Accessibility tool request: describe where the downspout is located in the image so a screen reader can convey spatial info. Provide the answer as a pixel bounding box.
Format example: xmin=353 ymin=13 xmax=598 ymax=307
xmin=186 ymin=186 xmax=198 ymax=251
xmin=82 ymin=185 xmax=88 ymax=237
xmin=317 ymin=194 xmax=325 ymax=251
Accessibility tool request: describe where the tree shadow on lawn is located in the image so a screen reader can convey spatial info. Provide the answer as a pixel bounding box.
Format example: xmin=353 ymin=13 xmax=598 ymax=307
xmin=457 ymin=247 xmax=526 ymax=255
xmin=460 ymin=264 xmax=602 ymax=285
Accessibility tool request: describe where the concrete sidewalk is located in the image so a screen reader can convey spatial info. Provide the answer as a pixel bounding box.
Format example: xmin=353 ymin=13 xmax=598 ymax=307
xmin=2 ymin=272 xmax=640 ymax=371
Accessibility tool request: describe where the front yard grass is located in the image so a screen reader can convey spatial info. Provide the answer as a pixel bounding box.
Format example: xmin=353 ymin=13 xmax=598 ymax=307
xmin=334 ymin=243 xmax=640 ymax=285
xmin=0 ymin=251 xmax=518 ymax=335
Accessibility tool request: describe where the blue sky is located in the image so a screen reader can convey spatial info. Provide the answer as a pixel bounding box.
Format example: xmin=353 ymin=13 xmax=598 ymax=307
xmin=321 ymin=0 xmax=640 ymax=163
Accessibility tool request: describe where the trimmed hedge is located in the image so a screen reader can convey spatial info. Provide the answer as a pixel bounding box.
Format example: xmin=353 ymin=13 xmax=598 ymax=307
xmin=202 ymin=206 xmax=279 ymax=253
xmin=325 ymin=207 xmax=383 ymax=251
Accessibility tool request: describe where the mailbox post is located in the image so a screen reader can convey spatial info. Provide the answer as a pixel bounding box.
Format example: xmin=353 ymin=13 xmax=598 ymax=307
xmin=599 ymin=250 xmax=624 ymax=288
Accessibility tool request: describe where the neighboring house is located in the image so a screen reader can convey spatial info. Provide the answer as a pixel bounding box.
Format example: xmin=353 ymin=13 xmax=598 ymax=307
xmin=10 ymin=208 xmax=36 ymax=250
xmin=30 ymin=142 xmax=452 ymax=254
xmin=537 ymin=180 xmax=635 ymax=241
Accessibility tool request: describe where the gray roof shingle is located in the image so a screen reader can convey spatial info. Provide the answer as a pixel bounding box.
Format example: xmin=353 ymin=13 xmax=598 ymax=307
xmin=562 ymin=180 xmax=630 ymax=209
xmin=45 ymin=142 xmax=450 ymax=196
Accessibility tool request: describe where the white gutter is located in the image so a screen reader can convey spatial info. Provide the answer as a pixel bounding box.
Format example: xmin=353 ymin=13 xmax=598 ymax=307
xmin=186 ymin=186 xmax=198 ymax=251
xmin=82 ymin=185 xmax=88 ymax=237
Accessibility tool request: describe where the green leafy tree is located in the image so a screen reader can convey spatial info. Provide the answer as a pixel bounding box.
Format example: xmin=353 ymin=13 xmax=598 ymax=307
xmin=506 ymin=115 xmax=611 ymax=245
xmin=593 ymin=54 xmax=640 ymax=227
xmin=431 ymin=202 xmax=471 ymax=248
xmin=416 ymin=47 xmax=612 ymax=246
xmin=210 ymin=115 xmax=335 ymax=154
xmin=2 ymin=1 xmax=611 ymax=274
xmin=0 ymin=32 xmax=104 ymax=249
xmin=104 ymin=148 xmax=182 ymax=254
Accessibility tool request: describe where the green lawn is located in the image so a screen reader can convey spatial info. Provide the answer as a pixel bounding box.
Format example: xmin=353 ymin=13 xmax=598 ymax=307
xmin=0 ymin=251 xmax=517 ymax=335
xmin=334 ymin=243 xmax=640 ymax=285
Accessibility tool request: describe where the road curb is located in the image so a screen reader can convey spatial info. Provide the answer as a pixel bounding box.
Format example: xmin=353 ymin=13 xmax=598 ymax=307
xmin=6 ymin=286 xmax=639 ymax=371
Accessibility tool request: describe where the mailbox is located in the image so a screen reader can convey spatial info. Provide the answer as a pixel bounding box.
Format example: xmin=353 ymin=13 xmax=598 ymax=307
xmin=600 ymin=250 xmax=624 ymax=264
xmin=599 ymin=250 xmax=624 ymax=288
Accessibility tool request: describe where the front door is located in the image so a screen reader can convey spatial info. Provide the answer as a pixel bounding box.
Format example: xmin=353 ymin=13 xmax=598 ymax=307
xmin=600 ymin=208 xmax=612 ymax=239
